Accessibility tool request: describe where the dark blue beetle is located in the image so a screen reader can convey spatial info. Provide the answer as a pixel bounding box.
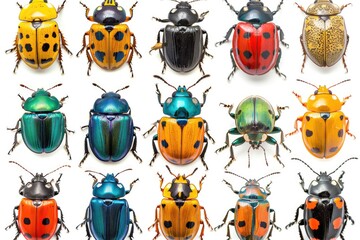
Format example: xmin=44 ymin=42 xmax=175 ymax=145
xmin=79 ymin=83 xmax=142 ymax=166
xmin=77 ymin=170 xmax=142 ymax=240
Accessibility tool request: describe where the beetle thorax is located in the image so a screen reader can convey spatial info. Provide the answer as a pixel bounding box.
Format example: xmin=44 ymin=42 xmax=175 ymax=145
xmin=307 ymin=1 xmax=340 ymax=15
xmin=21 ymin=174 xmax=55 ymax=200
xmin=238 ymin=0 xmax=273 ymax=26
xmin=93 ymin=174 xmax=125 ymax=199
xmin=163 ymin=87 xmax=201 ymax=118
xmin=19 ymin=0 xmax=57 ymax=22
xmin=93 ymin=92 xmax=130 ymax=114
xmin=306 ymin=86 xmax=342 ymax=112
xmin=169 ymin=2 xmax=199 ymax=26
xmin=93 ymin=2 xmax=126 ymax=25
xmin=308 ymin=173 xmax=342 ymax=198
xmin=239 ymin=180 xmax=268 ymax=200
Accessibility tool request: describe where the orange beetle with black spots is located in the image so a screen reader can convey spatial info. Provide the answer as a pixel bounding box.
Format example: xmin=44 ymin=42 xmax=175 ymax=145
xmin=287 ymin=79 xmax=355 ymax=159
xmin=149 ymin=166 xmax=212 ymax=240
xmin=215 ymin=171 xmax=281 ymax=240
xmin=286 ymin=158 xmax=356 ymax=240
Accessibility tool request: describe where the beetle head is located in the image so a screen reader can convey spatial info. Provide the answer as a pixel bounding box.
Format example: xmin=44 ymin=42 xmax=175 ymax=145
xmin=92 ymin=83 xmax=130 ymax=114
xmin=162 ymin=166 xmax=200 ymax=200
xmin=94 ymin=0 xmax=127 ymax=25
xmin=237 ymin=0 xmax=273 ymax=26
xmin=19 ymin=0 xmax=57 ymax=21
xmin=168 ymin=1 xmax=199 ymax=26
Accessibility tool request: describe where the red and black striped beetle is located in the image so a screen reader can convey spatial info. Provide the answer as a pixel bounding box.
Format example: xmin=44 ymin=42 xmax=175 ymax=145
xmin=216 ymin=0 xmax=288 ymax=80
xmin=286 ymin=157 xmax=356 ymax=240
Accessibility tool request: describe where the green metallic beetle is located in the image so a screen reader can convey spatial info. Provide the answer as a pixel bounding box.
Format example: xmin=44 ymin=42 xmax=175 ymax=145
xmin=216 ymin=96 xmax=290 ymax=169
xmin=296 ymin=0 xmax=350 ymax=72
xmin=8 ymin=84 xmax=73 ymax=158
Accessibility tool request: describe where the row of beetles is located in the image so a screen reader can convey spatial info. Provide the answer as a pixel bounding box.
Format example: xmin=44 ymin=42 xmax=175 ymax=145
xmin=4 ymin=0 xmax=357 ymax=239
xmin=7 ymin=0 xmax=351 ymax=77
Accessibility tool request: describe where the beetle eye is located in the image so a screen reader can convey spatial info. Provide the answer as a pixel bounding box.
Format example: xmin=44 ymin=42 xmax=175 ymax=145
xmin=261 ymin=134 xmax=267 ymax=142
xmin=329 ymin=90 xmax=333 ymax=94
xmin=170 ymin=8 xmax=177 ymax=14
xmin=117 ymin=7 xmax=123 ymax=11
xmin=191 ymin=9 xmax=197 ymax=15
xmin=332 ymin=95 xmax=337 ymax=100
xmin=311 ymin=181 xmax=318 ymax=186
xmin=240 ymin=187 xmax=246 ymax=193
xmin=166 ymin=98 xmax=172 ymax=104
xmin=263 ymin=7 xmax=268 ymax=11
xmin=331 ymin=180 xmax=337 ymax=186
xmin=97 ymin=6 xmax=102 ymax=11
xmin=45 ymin=183 xmax=52 ymax=189
xmin=192 ymin=98 xmax=199 ymax=104
xmin=244 ymin=134 xmax=250 ymax=142
xmin=26 ymin=183 xmax=32 ymax=188
xmin=97 ymin=183 xmax=102 ymax=188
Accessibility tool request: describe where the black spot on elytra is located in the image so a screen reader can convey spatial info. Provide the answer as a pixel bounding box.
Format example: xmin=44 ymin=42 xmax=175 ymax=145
xmin=262 ymin=66 xmax=267 ymax=70
xmin=260 ymin=221 xmax=267 ymax=228
xmin=311 ymin=147 xmax=320 ymax=153
xmin=340 ymin=115 xmax=344 ymax=120
xmin=243 ymin=32 xmax=251 ymax=39
xmin=45 ymin=34 xmax=49 ymax=38
xmin=52 ymin=32 xmax=57 ymax=38
xmin=306 ymin=116 xmax=311 ymax=121
xmin=193 ymin=204 xmax=197 ymax=208
xmin=238 ymin=221 xmax=246 ymax=227
xmin=338 ymin=129 xmax=344 ymax=137
xmin=24 ymin=233 xmax=32 ymax=238
xmin=19 ymin=33 xmax=23 ymax=39
xmin=24 ymin=218 xmax=31 ymax=225
xmin=161 ymin=121 xmax=166 ymax=128
xmin=42 ymin=218 xmax=50 ymax=225
xmin=91 ymin=43 xmax=95 ymax=49
xmin=41 ymin=58 xmax=53 ymax=64
xmin=194 ymin=141 xmax=200 ymax=149
xmin=18 ymin=44 xmax=23 ymax=53
xmin=162 ymin=204 xmax=166 ymax=208
xmin=114 ymin=31 xmax=124 ymax=41
xmin=41 ymin=233 xmax=50 ymax=239
xmin=125 ymin=28 xmax=128 ymax=33
xmin=95 ymin=31 xmax=105 ymax=41
xmin=237 ymin=28 xmax=240 ymax=34
xmin=263 ymin=32 xmax=271 ymax=39
xmin=25 ymin=58 xmax=35 ymax=64
xmin=42 ymin=43 xmax=50 ymax=52
xmin=161 ymin=140 xmax=169 ymax=148
xmin=243 ymin=51 xmax=252 ymax=59
xmin=164 ymin=221 xmax=172 ymax=228
xmin=261 ymin=51 xmax=270 ymax=59
xmin=53 ymin=43 xmax=58 ymax=52
xmin=186 ymin=221 xmax=195 ymax=229
xmin=25 ymin=44 xmax=32 ymax=52
xmin=26 ymin=34 xmax=30 ymax=39
xmin=124 ymin=44 xmax=129 ymax=50
xmin=198 ymin=121 xmax=203 ymax=128
xmin=268 ymin=109 xmax=273 ymax=115
xmin=329 ymin=147 xmax=338 ymax=152
xmin=306 ymin=130 xmax=313 ymax=137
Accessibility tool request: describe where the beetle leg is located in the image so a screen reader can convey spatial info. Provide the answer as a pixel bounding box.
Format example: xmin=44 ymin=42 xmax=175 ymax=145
xmin=203 ymin=120 xmax=215 ymax=143
xmin=79 ymin=2 xmax=94 ymax=21
xmin=130 ymin=208 xmax=142 ymax=233
xmin=197 ymin=175 xmax=207 ymax=193
xmin=270 ymin=209 xmax=281 ymax=231
xmin=286 ymin=116 xmax=303 ymax=137
xmin=143 ymin=121 xmax=158 ymax=137
xmin=77 ymin=31 xmax=89 ymax=56
xmin=200 ymin=87 xmax=211 ymax=107
xmin=56 ymin=206 xmax=69 ymax=239
xmin=276 ymin=25 xmax=288 ymax=47
xmin=272 ymin=0 xmax=284 ymax=15
xmin=271 ymin=126 xmax=291 ymax=152
xmin=63 ymin=114 xmax=73 ymax=159
xmin=125 ymin=1 xmax=138 ymax=22
xmin=228 ymin=48 xmax=237 ymax=80
xmin=126 ymin=178 xmax=139 ymax=195
xmin=275 ymin=106 xmax=289 ymax=121
xmin=297 ymin=172 xmax=308 ymax=193
xmin=265 ymin=181 xmax=273 ymax=195
xmin=342 ymin=94 xmax=351 ymax=105
xmin=128 ymin=32 xmax=142 ymax=77
xmin=131 ymin=132 xmax=143 ymax=163
xmin=226 ymin=220 xmax=234 ymax=240
xmin=150 ymin=29 xmax=164 ymax=54
xmin=223 ymin=0 xmax=239 ymax=15
xmin=200 ymin=206 xmax=213 ymax=230
xmin=54 ymin=173 xmax=63 ymax=196
xmin=292 ymin=91 xmax=307 ymax=107
xmin=152 ymin=16 xmax=170 ymax=23
xmin=198 ymin=11 xmax=209 ymax=22
xmin=342 ymin=34 xmax=349 ymax=72
xmin=338 ymin=170 xmax=345 ymax=190
xmin=78 ymin=134 xmax=90 ymax=167
xmin=299 ymin=36 xmax=307 ymax=72
xmin=7 ymin=119 xmax=21 ymax=131
xmin=202 ymin=30 xmax=213 ymax=58
xmin=57 ymin=0 xmax=67 ymax=14
xmin=149 ymin=134 xmax=159 ymax=166
xmin=223 ymin=180 xmax=239 ymax=194
xmin=129 ymin=220 xmax=135 ymax=239
xmin=200 ymin=138 xmax=209 ymax=170
xmin=215 ymin=208 xmax=234 ymax=230
xmin=219 ymin=103 xmax=235 ymax=119
xmin=295 ymin=3 xmax=307 ymax=14
xmin=216 ymin=128 xmax=240 ymax=155
xmin=199 ymin=220 xmax=206 ymax=240
xmin=258 ymin=145 xmax=268 ymax=167
xmin=298 ymin=219 xmax=305 ymax=240
xmin=275 ymin=48 xmax=286 ymax=79
xmin=5 ymin=206 xmax=19 ymax=233
xmin=340 ymin=3 xmax=352 ymax=12
xmin=215 ymin=25 xmax=236 ymax=46
xmin=285 ymin=204 xmax=304 ymax=229
xmin=6 ymin=34 xmax=22 ymax=73
xmin=344 ymin=201 xmax=355 ymax=225
xmin=264 ymin=136 xmax=285 ymax=167
xmin=76 ymin=206 xmax=90 ymax=228
xmin=8 ymin=128 xmax=21 ymax=155
xmin=148 ymin=205 xmax=160 ymax=239
xmin=59 ymin=29 xmax=72 ymax=56
xmin=157 ymin=172 xmax=164 ymax=191
xmin=226 ymin=137 xmax=246 ymax=169
xmin=345 ymin=116 xmax=356 ymax=139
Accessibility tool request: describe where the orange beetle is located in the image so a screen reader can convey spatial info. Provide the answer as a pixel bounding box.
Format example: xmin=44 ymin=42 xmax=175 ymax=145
xmin=287 ymin=79 xmax=355 ymax=158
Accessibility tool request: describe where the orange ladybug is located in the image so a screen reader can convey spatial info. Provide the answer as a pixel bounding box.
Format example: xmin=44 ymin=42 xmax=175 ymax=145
xmin=287 ymin=79 xmax=355 ymax=158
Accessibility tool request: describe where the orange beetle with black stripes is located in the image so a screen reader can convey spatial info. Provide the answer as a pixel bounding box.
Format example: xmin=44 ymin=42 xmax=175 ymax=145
xmin=286 ymin=158 xmax=356 ymax=240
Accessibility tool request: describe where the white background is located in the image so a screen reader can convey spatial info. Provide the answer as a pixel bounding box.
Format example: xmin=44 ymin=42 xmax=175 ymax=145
xmin=0 ymin=0 xmax=359 ymax=239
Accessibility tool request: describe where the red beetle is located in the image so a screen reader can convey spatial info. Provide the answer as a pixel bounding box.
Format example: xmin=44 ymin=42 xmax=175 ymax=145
xmin=216 ymin=0 xmax=288 ymax=80
xmin=5 ymin=161 xmax=70 ymax=240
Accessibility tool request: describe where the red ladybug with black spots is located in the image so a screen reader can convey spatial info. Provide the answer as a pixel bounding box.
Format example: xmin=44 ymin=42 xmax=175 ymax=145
xmin=5 ymin=161 xmax=70 ymax=240
xmin=286 ymin=158 xmax=356 ymax=240
xmin=216 ymin=0 xmax=288 ymax=80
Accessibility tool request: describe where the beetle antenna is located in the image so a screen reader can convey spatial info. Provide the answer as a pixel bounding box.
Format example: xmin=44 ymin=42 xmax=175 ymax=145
xmin=115 ymin=168 xmax=133 ymax=177
xmin=188 ymin=0 xmax=201 ymax=3
xmin=20 ymin=84 xmax=35 ymax=92
xmin=187 ymin=74 xmax=210 ymax=90
xmin=225 ymin=171 xmax=249 ymax=182
xmin=44 ymin=165 xmax=71 ymax=177
xmin=115 ymin=85 xmax=130 ymax=93
xmin=92 ymin=83 xmax=107 ymax=93
xmin=165 ymin=165 xmax=178 ymax=178
xmin=291 ymin=158 xmax=319 ymax=176
xmin=170 ymin=0 xmax=180 ymax=3
xmin=9 ymin=161 xmax=34 ymax=177
xmin=296 ymin=79 xmax=318 ymax=89
xmin=46 ymin=83 xmax=63 ymax=91
xmin=328 ymin=79 xmax=351 ymax=89
xmin=85 ymin=170 xmax=106 ymax=178
xmin=257 ymin=172 xmax=280 ymax=182
xmin=154 ymin=75 xmax=177 ymax=90
xmin=186 ymin=168 xmax=198 ymax=178
xmin=329 ymin=157 xmax=358 ymax=176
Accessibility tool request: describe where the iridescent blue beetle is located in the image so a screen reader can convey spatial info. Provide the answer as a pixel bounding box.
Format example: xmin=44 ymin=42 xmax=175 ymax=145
xmin=77 ymin=169 xmax=142 ymax=239
xmin=143 ymin=75 xmax=214 ymax=170
xmin=79 ymin=83 xmax=142 ymax=166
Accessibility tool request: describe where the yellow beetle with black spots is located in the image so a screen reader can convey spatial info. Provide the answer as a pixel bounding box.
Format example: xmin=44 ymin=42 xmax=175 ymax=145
xmin=7 ymin=0 xmax=72 ymax=73
xmin=77 ymin=0 xmax=141 ymax=76
xmin=287 ymin=79 xmax=355 ymax=158
xmin=149 ymin=166 xmax=212 ymax=240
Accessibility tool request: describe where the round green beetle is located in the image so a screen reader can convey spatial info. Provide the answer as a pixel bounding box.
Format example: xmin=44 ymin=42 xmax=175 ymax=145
xmin=8 ymin=84 xmax=73 ymax=158
xmin=216 ymin=96 xmax=290 ymax=169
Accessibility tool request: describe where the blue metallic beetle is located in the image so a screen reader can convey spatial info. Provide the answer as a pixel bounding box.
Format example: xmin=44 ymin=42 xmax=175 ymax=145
xmin=79 ymin=83 xmax=142 ymax=166
xmin=143 ymin=75 xmax=214 ymax=169
xmin=77 ymin=169 xmax=142 ymax=240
